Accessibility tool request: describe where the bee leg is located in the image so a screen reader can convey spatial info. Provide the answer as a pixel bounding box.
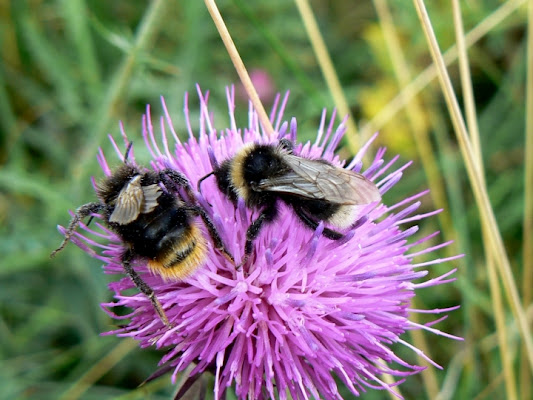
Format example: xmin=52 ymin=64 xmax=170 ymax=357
xmin=241 ymin=205 xmax=278 ymax=267
xmin=293 ymin=207 xmax=344 ymax=240
xmin=160 ymin=169 xmax=235 ymax=264
xmin=121 ymin=249 xmax=171 ymax=327
xmin=50 ymin=202 xmax=104 ymax=258
xmin=159 ymin=169 xmax=196 ymax=200
xmin=186 ymin=206 xmax=235 ymax=264
xmin=321 ymin=228 xmax=344 ymax=240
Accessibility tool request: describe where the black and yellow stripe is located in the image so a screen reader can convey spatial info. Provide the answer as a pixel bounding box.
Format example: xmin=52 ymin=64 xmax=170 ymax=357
xmin=147 ymin=223 xmax=207 ymax=281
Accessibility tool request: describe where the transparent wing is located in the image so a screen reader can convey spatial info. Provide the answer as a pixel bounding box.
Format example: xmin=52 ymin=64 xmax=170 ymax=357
xmin=256 ymin=154 xmax=381 ymax=205
xmin=141 ymin=184 xmax=162 ymax=214
xmin=109 ymin=177 xmax=162 ymax=224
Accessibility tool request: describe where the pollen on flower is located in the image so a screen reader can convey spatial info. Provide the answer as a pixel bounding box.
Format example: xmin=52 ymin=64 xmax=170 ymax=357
xmin=66 ymin=86 xmax=462 ymax=400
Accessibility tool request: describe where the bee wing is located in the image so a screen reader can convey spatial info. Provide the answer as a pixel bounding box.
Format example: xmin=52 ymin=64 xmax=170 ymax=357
xmin=141 ymin=184 xmax=162 ymax=214
xmin=110 ymin=178 xmax=162 ymax=224
xmin=257 ymin=154 xmax=381 ymax=205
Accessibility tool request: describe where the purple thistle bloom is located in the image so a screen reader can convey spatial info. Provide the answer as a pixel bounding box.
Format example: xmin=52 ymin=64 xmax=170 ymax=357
xmin=63 ymin=86 xmax=462 ymax=399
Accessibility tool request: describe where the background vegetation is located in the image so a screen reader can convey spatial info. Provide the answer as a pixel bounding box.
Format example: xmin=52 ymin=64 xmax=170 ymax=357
xmin=0 ymin=0 xmax=530 ymax=399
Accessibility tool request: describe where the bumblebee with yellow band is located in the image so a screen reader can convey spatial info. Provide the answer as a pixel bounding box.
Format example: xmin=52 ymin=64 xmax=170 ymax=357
xmin=199 ymin=138 xmax=381 ymax=265
xmin=51 ymin=143 xmax=234 ymax=327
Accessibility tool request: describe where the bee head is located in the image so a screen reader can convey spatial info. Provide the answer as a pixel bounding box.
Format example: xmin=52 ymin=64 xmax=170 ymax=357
xmin=96 ymin=164 xmax=140 ymax=205
xmin=243 ymin=150 xmax=271 ymax=183
xmin=226 ymin=143 xmax=285 ymax=203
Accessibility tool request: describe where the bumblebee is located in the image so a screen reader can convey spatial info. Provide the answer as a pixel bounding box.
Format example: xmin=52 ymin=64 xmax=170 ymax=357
xmin=199 ymin=139 xmax=381 ymax=264
xmin=51 ymin=144 xmax=233 ymax=327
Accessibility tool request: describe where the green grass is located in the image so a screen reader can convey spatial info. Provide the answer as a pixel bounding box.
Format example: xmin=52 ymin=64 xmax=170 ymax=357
xmin=0 ymin=1 xmax=530 ymax=399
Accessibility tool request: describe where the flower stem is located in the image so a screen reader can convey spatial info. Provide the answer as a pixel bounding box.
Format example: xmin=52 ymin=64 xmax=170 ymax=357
xmin=452 ymin=2 xmax=517 ymax=399
xmin=520 ymin=0 xmax=533 ymax=397
xmin=413 ymin=0 xmax=533 ymax=372
xmin=204 ymin=0 xmax=274 ymax=138
xmin=360 ymin=0 xmax=527 ymax=139
xmin=59 ymin=339 xmax=137 ymax=400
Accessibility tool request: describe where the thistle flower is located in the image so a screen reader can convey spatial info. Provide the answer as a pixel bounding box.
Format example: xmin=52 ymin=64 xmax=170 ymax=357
xmin=64 ymin=87 xmax=461 ymax=399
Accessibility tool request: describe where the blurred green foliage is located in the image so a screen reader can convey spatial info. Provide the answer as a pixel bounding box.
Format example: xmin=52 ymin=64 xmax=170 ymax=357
xmin=0 ymin=0 xmax=527 ymax=399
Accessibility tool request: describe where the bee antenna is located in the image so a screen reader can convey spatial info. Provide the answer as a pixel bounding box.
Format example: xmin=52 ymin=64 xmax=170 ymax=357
xmin=278 ymin=138 xmax=294 ymax=153
xmin=124 ymin=142 xmax=134 ymax=163
xmin=197 ymin=172 xmax=214 ymax=195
